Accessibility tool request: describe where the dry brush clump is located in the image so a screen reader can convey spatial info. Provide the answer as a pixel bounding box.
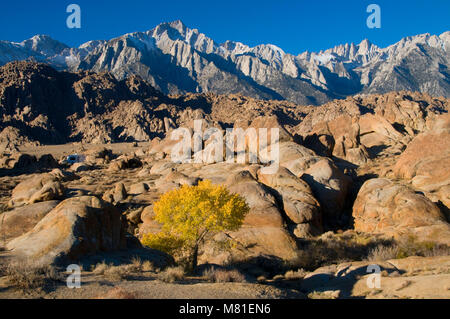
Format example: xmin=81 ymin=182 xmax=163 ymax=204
xmin=2 ymin=260 xmax=62 ymax=291
xmin=366 ymin=245 xmax=400 ymax=262
xmin=92 ymin=260 xmax=145 ymax=281
xmin=284 ymin=269 xmax=308 ymax=280
xmin=157 ymin=266 xmax=185 ymax=283
xmin=202 ymin=267 xmax=246 ymax=283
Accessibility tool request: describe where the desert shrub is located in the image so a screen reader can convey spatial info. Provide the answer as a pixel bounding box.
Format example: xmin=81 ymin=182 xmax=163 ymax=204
xmin=142 ymin=260 xmax=157 ymax=272
xmin=92 ymin=261 xmax=110 ymax=275
xmin=141 ymin=180 xmax=249 ymax=270
xmin=104 ymin=265 xmax=136 ymax=281
xmin=395 ymin=238 xmax=450 ymax=259
xmin=129 ymin=257 xmax=143 ymax=272
xmin=4 ymin=261 xmax=62 ymax=291
xmin=284 ymin=269 xmax=307 ymax=280
xmin=366 ymin=245 xmax=400 ymax=261
xmin=422 ymin=245 xmax=450 ymax=257
xmin=93 ymin=262 xmax=140 ymax=281
xmin=157 ymin=266 xmax=185 ymax=283
xmin=202 ymin=267 xmax=246 ymax=283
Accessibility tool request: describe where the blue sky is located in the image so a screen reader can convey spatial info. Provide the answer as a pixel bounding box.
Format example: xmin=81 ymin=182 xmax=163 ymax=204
xmin=0 ymin=0 xmax=448 ymax=54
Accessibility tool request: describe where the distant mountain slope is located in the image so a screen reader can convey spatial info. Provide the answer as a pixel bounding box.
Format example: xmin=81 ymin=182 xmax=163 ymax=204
xmin=0 ymin=21 xmax=449 ymax=105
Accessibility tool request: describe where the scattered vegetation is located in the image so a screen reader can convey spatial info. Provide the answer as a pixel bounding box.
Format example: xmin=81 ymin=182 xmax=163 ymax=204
xmin=293 ymin=231 xmax=393 ymax=270
xmin=293 ymin=231 xmax=450 ymax=270
xmin=142 ymin=180 xmax=249 ymax=270
xmin=202 ymin=267 xmax=246 ymax=283
xmin=92 ymin=259 xmax=146 ymax=281
xmin=2 ymin=261 xmax=62 ymax=291
xmin=366 ymin=236 xmax=450 ymax=262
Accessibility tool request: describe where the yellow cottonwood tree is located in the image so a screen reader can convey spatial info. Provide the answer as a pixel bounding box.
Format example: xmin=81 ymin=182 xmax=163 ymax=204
xmin=142 ymin=180 xmax=249 ymax=270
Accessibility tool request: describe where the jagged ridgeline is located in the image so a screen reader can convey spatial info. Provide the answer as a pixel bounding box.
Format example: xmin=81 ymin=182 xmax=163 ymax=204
xmin=0 ymin=20 xmax=449 ymax=105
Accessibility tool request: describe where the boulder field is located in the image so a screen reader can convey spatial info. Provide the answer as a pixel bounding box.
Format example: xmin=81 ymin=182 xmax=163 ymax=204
xmin=0 ymin=89 xmax=449 ymax=268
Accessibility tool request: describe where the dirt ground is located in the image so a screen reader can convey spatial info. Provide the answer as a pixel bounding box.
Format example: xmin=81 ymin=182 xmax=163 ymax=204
xmin=0 ymin=256 xmax=449 ymax=299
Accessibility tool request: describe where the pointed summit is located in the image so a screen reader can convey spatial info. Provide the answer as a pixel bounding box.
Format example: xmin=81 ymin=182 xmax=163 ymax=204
xmin=20 ymin=35 xmax=69 ymax=56
xmin=167 ymin=19 xmax=187 ymax=33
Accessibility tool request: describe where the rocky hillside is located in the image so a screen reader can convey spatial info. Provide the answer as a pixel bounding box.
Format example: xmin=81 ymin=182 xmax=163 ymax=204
xmin=1 ymin=61 xmax=449 ymax=152
xmin=1 ymin=21 xmax=449 ymax=105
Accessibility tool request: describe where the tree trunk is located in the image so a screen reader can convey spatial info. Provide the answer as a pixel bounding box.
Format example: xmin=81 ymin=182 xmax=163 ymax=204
xmin=191 ymin=244 xmax=199 ymax=272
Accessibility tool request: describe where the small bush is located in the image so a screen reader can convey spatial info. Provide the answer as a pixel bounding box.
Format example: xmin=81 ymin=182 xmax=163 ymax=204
xmin=142 ymin=260 xmax=157 ymax=272
xmin=92 ymin=261 xmax=110 ymax=275
xmin=92 ymin=262 xmax=139 ymax=281
xmin=158 ymin=266 xmax=185 ymax=283
xmin=125 ymin=257 xmax=147 ymax=273
xmin=366 ymin=245 xmax=400 ymax=261
xmin=284 ymin=269 xmax=307 ymax=280
xmin=4 ymin=261 xmax=62 ymax=291
xmin=203 ymin=268 xmax=246 ymax=283
xmin=105 ymin=266 xmax=134 ymax=281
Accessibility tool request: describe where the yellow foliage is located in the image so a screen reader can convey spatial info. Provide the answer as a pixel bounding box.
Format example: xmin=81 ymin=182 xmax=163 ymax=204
xmin=141 ymin=180 xmax=249 ymax=255
xmin=141 ymin=232 xmax=185 ymax=256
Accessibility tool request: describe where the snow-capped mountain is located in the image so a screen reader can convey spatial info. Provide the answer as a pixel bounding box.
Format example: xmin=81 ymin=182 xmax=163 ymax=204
xmin=0 ymin=20 xmax=449 ymax=105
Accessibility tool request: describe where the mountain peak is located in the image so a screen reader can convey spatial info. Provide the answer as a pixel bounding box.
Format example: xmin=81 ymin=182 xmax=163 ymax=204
xmin=167 ymin=19 xmax=187 ymax=32
xmin=20 ymin=34 xmax=69 ymax=56
xmin=0 ymin=23 xmax=449 ymax=104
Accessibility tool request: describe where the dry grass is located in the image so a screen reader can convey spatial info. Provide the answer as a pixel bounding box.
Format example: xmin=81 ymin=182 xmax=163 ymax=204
xmin=92 ymin=261 xmax=110 ymax=275
xmin=366 ymin=240 xmax=450 ymax=262
xmin=3 ymin=261 xmax=62 ymax=291
xmin=95 ymin=287 xmax=138 ymax=299
xmin=284 ymin=269 xmax=307 ymax=280
xmin=202 ymin=268 xmax=246 ymax=283
xmin=157 ymin=266 xmax=185 ymax=283
xmin=292 ymin=231 xmax=450 ymax=270
xmin=128 ymin=257 xmax=157 ymax=273
xmin=292 ymin=232 xmax=393 ymax=270
xmin=366 ymin=245 xmax=400 ymax=261
xmin=92 ymin=260 xmax=143 ymax=281
xmin=142 ymin=260 xmax=157 ymax=272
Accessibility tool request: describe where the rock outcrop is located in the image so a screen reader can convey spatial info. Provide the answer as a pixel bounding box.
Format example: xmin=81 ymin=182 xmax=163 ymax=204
xmin=393 ymin=114 xmax=450 ymax=209
xmin=7 ymin=196 xmax=127 ymax=265
xmin=353 ymin=178 xmax=450 ymax=245
xmin=8 ymin=173 xmax=65 ymax=208
xmin=0 ymin=200 xmax=60 ymax=243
